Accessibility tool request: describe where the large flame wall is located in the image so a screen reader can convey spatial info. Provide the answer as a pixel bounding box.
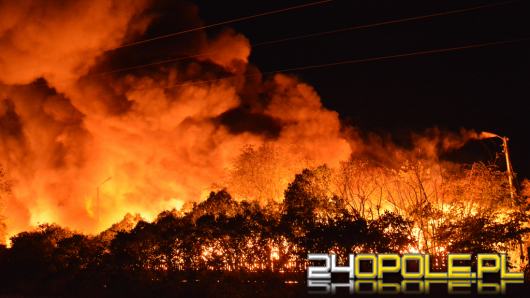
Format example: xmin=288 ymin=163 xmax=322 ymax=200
xmin=0 ymin=0 xmax=358 ymax=238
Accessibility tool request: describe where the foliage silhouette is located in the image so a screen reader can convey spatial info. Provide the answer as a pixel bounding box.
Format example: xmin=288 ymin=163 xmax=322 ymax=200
xmin=0 ymin=165 xmax=528 ymax=296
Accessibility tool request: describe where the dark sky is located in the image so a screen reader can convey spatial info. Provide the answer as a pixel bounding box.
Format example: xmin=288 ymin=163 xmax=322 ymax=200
xmin=191 ymin=0 xmax=530 ymax=178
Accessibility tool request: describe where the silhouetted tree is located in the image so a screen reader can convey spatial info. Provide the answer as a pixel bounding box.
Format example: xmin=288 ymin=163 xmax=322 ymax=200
xmin=2 ymin=224 xmax=71 ymax=291
xmin=366 ymin=211 xmax=415 ymax=252
xmin=436 ymin=212 xmax=528 ymax=254
xmin=0 ymin=164 xmax=527 ymax=295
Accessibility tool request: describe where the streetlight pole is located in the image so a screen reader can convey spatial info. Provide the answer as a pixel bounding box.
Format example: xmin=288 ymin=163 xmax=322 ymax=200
xmin=479 ymin=132 xmax=516 ymax=199
xmin=479 ymin=132 xmax=525 ymax=268
xmin=501 ymin=137 xmax=516 ymax=200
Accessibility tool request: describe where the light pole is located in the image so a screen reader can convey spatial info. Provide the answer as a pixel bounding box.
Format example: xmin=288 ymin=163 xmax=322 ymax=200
xmin=479 ymin=132 xmax=516 ymax=199
xmin=96 ymin=177 xmax=112 ymax=224
xmin=479 ymin=132 xmax=525 ymax=267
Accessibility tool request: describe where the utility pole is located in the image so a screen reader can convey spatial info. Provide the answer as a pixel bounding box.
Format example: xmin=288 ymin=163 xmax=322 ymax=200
xmin=479 ymin=132 xmax=516 ymax=199
xmin=479 ymin=132 xmax=523 ymax=267
xmin=501 ymin=137 xmax=516 ymax=200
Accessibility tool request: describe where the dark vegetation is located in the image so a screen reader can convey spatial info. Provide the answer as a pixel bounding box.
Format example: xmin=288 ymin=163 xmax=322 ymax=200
xmin=0 ymin=166 xmax=529 ymax=296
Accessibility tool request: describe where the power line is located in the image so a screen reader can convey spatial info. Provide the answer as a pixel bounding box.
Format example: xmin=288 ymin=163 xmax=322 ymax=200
xmin=266 ymin=38 xmax=530 ymax=73
xmin=253 ymin=0 xmax=520 ymax=47
xmin=89 ymin=0 xmax=519 ymax=78
xmin=112 ymin=0 xmax=333 ymax=50
xmin=161 ymin=37 xmax=529 ymax=89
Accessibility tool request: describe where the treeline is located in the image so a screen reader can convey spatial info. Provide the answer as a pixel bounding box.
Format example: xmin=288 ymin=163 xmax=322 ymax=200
xmin=0 ymin=165 xmax=528 ymax=295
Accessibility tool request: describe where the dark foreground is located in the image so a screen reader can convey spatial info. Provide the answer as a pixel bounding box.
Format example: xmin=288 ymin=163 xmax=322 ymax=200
xmin=0 ymin=277 xmax=528 ymax=298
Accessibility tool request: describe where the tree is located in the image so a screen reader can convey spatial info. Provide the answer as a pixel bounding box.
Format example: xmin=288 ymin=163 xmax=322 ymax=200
xmin=52 ymin=234 xmax=106 ymax=287
xmin=227 ymin=144 xmax=291 ymax=203
xmin=190 ymin=189 xmax=238 ymax=221
xmin=4 ymin=224 xmax=72 ymax=289
xmin=335 ymin=158 xmax=387 ymax=218
xmin=366 ymin=211 xmax=415 ymax=253
xmin=436 ymin=212 xmax=527 ymax=254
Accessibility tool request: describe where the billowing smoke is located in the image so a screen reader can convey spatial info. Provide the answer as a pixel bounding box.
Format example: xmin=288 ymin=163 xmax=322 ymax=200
xmin=0 ymin=0 xmax=152 ymax=86
xmin=0 ymin=0 xmax=480 ymax=242
xmin=0 ymin=0 xmax=355 ymax=239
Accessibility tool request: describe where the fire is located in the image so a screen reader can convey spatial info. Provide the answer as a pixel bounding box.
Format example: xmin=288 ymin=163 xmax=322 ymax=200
xmin=0 ymin=11 xmax=351 ymax=240
xmin=0 ymin=1 xmax=527 ymax=271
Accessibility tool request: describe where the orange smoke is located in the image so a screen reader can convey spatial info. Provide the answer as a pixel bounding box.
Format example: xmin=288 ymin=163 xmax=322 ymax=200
xmin=0 ymin=0 xmax=484 ymax=243
xmin=0 ymin=0 xmax=353 ymax=240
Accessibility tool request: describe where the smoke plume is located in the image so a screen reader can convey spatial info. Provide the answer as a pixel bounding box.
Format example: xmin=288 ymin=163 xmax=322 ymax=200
xmin=0 ymin=0 xmax=475 ymax=241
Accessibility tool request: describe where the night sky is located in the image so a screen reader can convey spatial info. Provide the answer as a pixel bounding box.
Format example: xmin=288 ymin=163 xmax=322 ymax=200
xmin=189 ymin=0 xmax=530 ymax=179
